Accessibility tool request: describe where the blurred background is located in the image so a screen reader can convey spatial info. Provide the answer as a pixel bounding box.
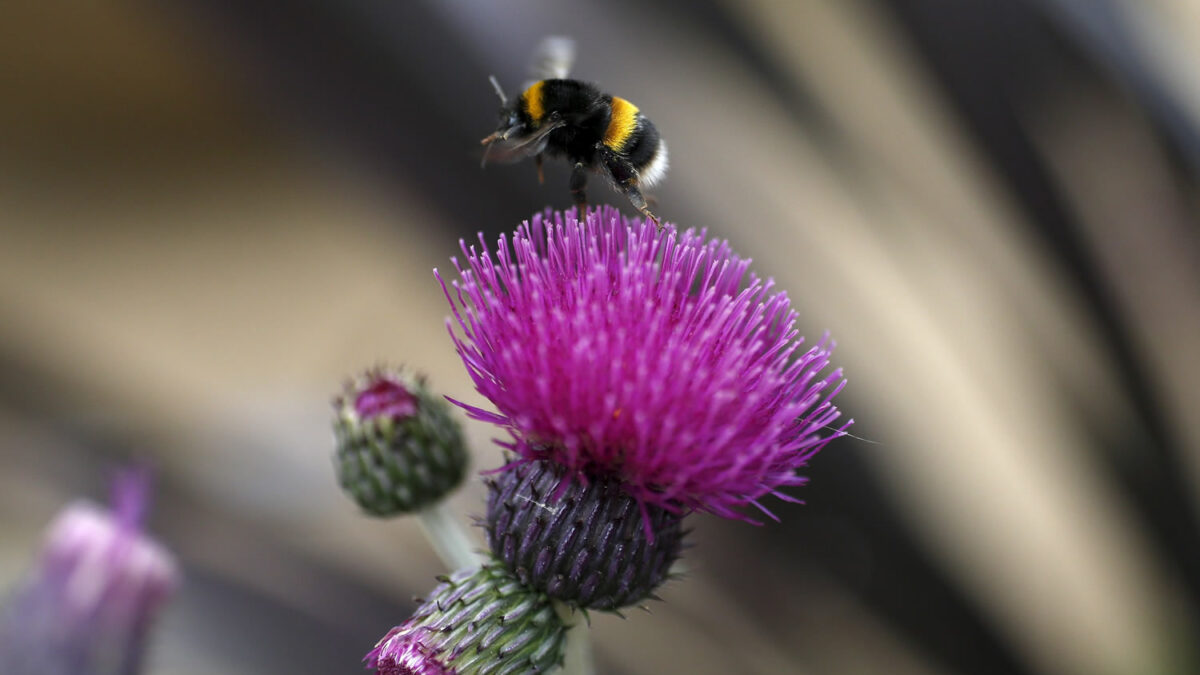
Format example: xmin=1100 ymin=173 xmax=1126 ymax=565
xmin=2 ymin=0 xmax=1199 ymax=673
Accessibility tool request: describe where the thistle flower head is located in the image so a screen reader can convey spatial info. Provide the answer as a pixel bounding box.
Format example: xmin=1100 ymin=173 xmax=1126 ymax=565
xmin=0 ymin=468 xmax=179 ymax=675
xmin=439 ymin=208 xmax=849 ymax=521
xmin=365 ymin=562 xmax=565 ymax=675
xmin=334 ymin=367 xmax=470 ymax=516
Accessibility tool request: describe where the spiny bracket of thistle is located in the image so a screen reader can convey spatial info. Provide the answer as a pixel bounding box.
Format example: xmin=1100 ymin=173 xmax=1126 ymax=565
xmin=334 ymin=367 xmax=469 ymax=516
xmin=366 ymin=561 xmax=567 ymax=675
xmin=485 ymin=458 xmax=684 ymax=611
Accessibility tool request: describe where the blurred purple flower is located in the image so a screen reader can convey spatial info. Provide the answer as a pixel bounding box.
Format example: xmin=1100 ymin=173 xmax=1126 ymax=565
xmin=439 ymin=207 xmax=850 ymax=522
xmin=0 ymin=468 xmax=179 ymax=675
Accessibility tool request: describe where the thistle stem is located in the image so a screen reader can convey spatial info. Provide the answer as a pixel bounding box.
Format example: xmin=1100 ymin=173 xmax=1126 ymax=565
xmin=554 ymin=600 xmax=595 ymax=675
xmin=415 ymin=501 xmax=481 ymax=571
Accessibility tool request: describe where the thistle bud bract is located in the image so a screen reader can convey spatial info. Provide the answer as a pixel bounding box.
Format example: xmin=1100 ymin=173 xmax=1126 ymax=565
xmin=334 ymin=368 xmax=469 ymax=516
xmin=366 ymin=562 xmax=566 ymax=675
xmin=485 ymin=459 xmax=682 ymax=610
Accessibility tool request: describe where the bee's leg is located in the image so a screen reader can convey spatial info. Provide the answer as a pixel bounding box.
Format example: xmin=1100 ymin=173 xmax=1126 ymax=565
xmin=535 ymin=153 xmax=546 ymax=185
xmin=599 ymin=146 xmax=661 ymax=230
xmin=570 ymin=161 xmax=589 ymax=220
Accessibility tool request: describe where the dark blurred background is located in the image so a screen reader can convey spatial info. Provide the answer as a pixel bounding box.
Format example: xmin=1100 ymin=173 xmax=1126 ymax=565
xmin=2 ymin=1 xmax=1199 ymax=673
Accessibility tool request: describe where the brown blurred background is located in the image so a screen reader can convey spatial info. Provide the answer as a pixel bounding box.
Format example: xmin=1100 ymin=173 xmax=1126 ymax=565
xmin=2 ymin=1 xmax=1199 ymax=673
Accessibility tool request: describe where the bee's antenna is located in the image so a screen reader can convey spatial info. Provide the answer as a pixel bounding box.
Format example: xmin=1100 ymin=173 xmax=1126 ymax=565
xmin=488 ymin=75 xmax=508 ymax=106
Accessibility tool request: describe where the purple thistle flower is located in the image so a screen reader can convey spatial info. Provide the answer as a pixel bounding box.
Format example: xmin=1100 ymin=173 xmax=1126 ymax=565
xmin=0 ymin=468 xmax=179 ymax=675
xmin=438 ymin=207 xmax=850 ymax=522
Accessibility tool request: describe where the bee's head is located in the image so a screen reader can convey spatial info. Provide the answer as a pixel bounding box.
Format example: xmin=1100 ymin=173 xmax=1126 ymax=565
xmin=480 ymin=76 xmax=565 ymax=167
xmin=481 ymin=105 xmax=526 ymax=162
xmin=480 ymin=76 xmax=530 ymax=167
xmin=494 ymin=105 xmax=521 ymax=135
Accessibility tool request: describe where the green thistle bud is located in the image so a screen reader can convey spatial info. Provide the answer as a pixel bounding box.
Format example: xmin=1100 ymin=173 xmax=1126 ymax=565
xmin=485 ymin=460 xmax=684 ymax=611
xmin=365 ymin=561 xmax=566 ymax=675
xmin=333 ymin=368 xmax=469 ymax=516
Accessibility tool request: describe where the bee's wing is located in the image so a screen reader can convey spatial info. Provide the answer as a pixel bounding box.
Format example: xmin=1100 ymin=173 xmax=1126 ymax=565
xmin=528 ymin=36 xmax=575 ymax=81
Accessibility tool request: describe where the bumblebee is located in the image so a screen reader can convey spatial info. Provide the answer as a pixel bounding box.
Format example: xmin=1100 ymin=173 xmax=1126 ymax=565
xmin=481 ymin=38 xmax=668 ymax=228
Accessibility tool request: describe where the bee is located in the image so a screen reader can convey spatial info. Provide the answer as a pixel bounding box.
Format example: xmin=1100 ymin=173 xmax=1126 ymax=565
xmin=480 ymin=37 xmax=668 ymax=228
